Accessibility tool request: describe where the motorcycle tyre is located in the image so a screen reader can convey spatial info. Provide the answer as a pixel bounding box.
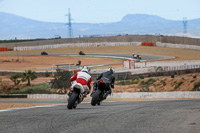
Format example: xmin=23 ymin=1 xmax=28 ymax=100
xmin=91 ymin=89 xmax=101 ymax=106
xmin=67 ymin=92 xmax=78 ymax=109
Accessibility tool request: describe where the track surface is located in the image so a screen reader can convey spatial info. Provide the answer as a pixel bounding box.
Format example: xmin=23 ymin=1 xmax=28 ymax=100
xmin=1 ymin=99 xmax=200 ymax=133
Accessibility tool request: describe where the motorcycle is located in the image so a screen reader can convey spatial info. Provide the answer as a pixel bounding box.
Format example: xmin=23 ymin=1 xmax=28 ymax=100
xmin=91 ymin=78 xmax=110 ymax=106
xmin=67 ymin=81 xmax=88 ymax=109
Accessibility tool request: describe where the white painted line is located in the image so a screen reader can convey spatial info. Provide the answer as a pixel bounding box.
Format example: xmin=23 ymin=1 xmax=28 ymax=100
xmin=0 ymin=103 xmax=66 ymax=112
xmin=0 ymin=101 xmax=115 ymax=112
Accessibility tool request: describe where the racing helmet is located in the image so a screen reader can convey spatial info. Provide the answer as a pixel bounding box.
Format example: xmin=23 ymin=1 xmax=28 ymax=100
xmin=107 ymin=67 xmax=114 ymax=73
xmin=81 ymin=66 xmax=89 ymax=73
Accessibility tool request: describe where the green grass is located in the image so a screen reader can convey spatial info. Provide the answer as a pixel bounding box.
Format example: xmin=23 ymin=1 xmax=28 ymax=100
xmin=18 ymin=84 xmax=52 ymax=94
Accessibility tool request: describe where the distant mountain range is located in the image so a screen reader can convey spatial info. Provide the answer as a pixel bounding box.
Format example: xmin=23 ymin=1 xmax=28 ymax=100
xmin=0 ymin=12 xmax=200 ymax=40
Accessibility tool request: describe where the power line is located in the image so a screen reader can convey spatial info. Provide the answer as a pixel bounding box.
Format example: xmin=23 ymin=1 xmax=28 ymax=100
xmin=66 ymin=8 xmax=73 ymax=38
xmin=183 ymin=17 xmax=187 ymax=36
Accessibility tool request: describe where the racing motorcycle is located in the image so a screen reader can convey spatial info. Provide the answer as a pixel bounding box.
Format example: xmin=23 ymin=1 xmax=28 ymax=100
xmin=67 ymin=81 xmax=88 ymax=109
xmin=91 ymin=77 xmax=110 ymax=106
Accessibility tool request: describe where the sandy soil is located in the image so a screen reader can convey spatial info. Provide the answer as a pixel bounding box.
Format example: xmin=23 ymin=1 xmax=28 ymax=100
xmin=1 ymin=45 xmax=200 ymax=71
xmin=1 ymin=45 xmax=200 ymax=109
xmin=0 ymin=56 xmax=121 ymax=71
xmin=0 ymin=102 xmax=50 ymax=110
xmin=114 ymin=73 xmax=200 ymax=93
xmin=1 ymin=45 xmax=200 ymax=61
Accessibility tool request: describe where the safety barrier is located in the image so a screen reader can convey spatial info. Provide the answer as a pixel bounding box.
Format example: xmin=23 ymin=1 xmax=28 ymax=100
xmin=156 ymin=42 xmax=200 ymax=50
xmin=0 ymin=47 xmax=8 ymax=52
xmin=135 ymin=60 xmax=200 ymax=67
xmin=28 ymin=94 xmax=68 ymax=99
xmin=132 ymin=60 xmax=200 ymax=74
xmin=109 ymin=91 xmax=200 ymax=99
xmin=2 ymin=92 xmax=199 ymax=99
xmin=13 ymin=42 xmax=141 ymax=51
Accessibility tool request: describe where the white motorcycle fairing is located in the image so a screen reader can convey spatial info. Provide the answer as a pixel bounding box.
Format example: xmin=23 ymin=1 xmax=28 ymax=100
xmin=71 ymin=82 xmax=85 ymax=93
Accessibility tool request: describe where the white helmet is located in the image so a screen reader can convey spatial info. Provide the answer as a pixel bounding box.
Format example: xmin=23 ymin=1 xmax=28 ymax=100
xmin=107 ymin=67 xmax=114 ymax=73
xmin=81 ymin=66 xmax=89 ymax=73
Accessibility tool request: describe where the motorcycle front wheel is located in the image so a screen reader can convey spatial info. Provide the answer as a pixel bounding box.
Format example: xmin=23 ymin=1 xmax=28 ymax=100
xmin=91 ymin=89 xmax=101 ymax=106
xmin=67 ymin=92 xmax=78 ymax=109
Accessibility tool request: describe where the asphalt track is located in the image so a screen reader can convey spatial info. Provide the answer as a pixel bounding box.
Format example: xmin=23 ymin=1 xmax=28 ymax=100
xmin=53 ymin=53 xmax=174 ymax=61
xmin=14 ymin=53 xmax=173 ymax=61
xmin=38 ymin=53 xmax=174 ymax=70
xmin=1 ymin=99 xmax=200 ymax=133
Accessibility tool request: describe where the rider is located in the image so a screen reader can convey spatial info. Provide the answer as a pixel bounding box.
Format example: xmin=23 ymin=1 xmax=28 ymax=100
xmin=69 ymin=66 xmax=92 ymax=97
xmin=91 ymin=67 xmax=115 ymax=98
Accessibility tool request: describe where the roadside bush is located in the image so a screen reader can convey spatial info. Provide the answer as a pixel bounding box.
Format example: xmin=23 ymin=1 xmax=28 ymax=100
xmin=117 ymin=77 xmax=140 ymax=85
xmin=139 ymin=76 xmax=144 ymax=79
xmin=192 ymin=81 xmax=200 ymax=91
xmin=156 ymin=66 xmax=163 ymax=72
xmin=174 ymin=81 xmax=183 ymax=90
xmin=50 ymin=69 xmax=71 ymax=93
xmin=140 ymin=80 xmax=146 ymax=85
xmin=132 ymin=77 xmax=140 ymax=84
xmin=140 ymin=78 xmax=156 ymax=85
xmin=19 ymin=84 xmax=51 ymax=94
xmin=139 ymin=86 xmax=152 ymax=92
xmin=45 ymin=71 xmax=50 ymax=77
xmin=117 ymin=80 xmax=132 ymax=85
xmin=161 ymin=80 xmax=166 ymax=86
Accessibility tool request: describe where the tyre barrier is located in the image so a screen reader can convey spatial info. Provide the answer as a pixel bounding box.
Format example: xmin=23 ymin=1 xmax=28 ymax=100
xmin=0 ymin=94 xmax=27 ymax=98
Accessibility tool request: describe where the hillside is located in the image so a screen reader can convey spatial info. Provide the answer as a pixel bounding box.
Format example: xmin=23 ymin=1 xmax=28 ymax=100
xmin=1 ymin=12 xmax=200 ymax=39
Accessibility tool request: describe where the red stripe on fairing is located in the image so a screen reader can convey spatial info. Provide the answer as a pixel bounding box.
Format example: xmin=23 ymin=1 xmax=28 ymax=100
xmin=76 ymin=78 xmax=87 ymax=85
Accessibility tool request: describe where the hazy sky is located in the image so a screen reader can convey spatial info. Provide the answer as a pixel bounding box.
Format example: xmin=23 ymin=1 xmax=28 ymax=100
xmin=0 ymin=0 xmax=200 ymax=23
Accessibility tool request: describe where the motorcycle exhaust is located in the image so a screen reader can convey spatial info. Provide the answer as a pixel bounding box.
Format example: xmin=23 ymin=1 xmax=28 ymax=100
xmin=79 ymin=94 xmax=83 ymax=99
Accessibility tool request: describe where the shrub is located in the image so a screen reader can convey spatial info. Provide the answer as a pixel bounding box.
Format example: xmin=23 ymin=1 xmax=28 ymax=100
xmin=132 ymin=78 xmax=140 ymax=84
xmin=156 ymin=66 xmax=163 ymax=72
xmin=45 ymin=71 xmax=50 ymax=77
xmin=161 ymin=80 xmax=166 ymax=86
xmin=192 ymin=81 xmax=200 ymax=91
xmin=19 ymin=84 xmax=51 ymax=94
xmin=140 ymin=80 xmax=146 ymax=85
xmin=174 ymin=81 xmax=183 ymax=90
xmin=139 ymin=76 xmax=144 ymax=79
xmin=140 ymin=78 xmax=156 ymax=85
xmin=50 ymin=69 xmax=71 ymax=93
xmin=139 ymin=86 xmax=152 ymax=92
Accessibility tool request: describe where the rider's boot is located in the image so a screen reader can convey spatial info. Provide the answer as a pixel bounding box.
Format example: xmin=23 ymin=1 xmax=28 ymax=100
xmin=103 ymin=90 xmax=111 ymax=100
xmin=90 ymin=86 xmax=97 ymax=96
xmin=68 ymin=88 xmax=73 ymax=97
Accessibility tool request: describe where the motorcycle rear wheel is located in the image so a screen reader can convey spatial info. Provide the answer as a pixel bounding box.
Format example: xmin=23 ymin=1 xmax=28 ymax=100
xmin=67 ymin=92 xmax=78 ymax=109
xmin=91 ymin=89 xmax=101 ymax=106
